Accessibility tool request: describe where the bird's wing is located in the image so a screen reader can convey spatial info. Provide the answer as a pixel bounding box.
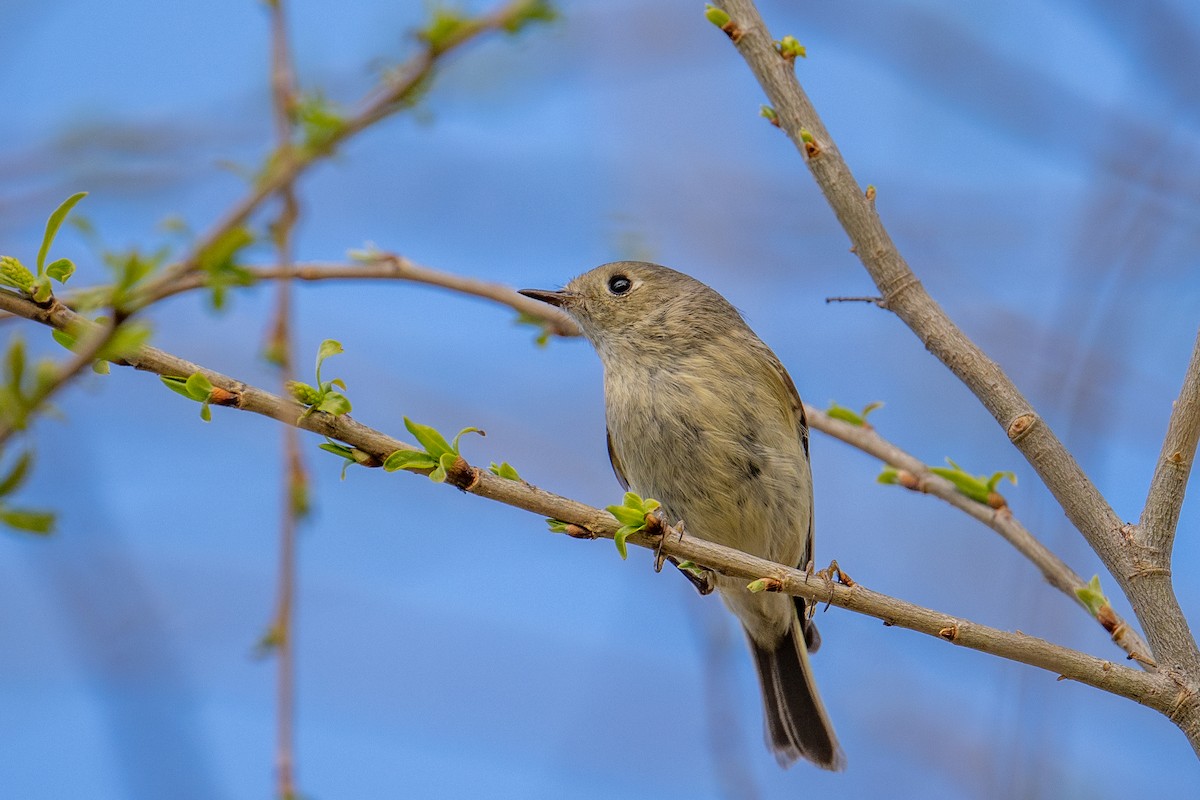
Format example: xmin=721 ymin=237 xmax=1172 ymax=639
xmin=607 ymin=427 xmax=630 ymax=491
xmin=759 ymin=346 xmax=815 ymax=570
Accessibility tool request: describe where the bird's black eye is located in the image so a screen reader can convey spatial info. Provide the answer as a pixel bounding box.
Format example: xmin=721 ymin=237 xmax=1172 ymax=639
xmin=607 ymin=275 xmax=632 ymax=295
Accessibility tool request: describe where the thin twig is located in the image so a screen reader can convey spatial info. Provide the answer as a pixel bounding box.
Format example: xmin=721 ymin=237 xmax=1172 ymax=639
xmin=710 ymin=0 xmax=1200 ymax=683
xmin=0 ymin=289 xmax=1183 ymax=721
xmin=1140 ymin=326 xmax=1200 ymax=553
xmin=129 ymin=256 xmax=581 ymax=337
xmin=804 ymin=406 xmax=1156 ymax=667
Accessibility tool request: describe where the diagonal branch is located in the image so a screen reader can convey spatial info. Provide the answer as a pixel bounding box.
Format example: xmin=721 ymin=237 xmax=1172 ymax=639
xmin=1141 ymin=326 xmax=1200 ymax=553
xmin=0 ymin=287 xmax=1182 ymax=723
xmin=710 ymin=0 xmax=1200 ymax=678
xmin=805 ymin=407 xmax=1155 ymax=667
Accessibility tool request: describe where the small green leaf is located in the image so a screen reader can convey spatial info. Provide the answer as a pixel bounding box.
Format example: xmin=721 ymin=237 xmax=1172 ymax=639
xmin=613 ymin=524 xmax=637 ymax=559
xmin=45 ymin=258 xmax=75 ymax=284
xmin=546 ymin=518 xmax=569 ymax=533
xmin=503 ymin=0 xmax=556 ymax=32
xmin=160 ymin=375 xmax=193 ymax=399
xmin=96 ymin=322 xmax=151 ymax=362
xmin=746 ymin=578 xmax=772 ymax=593
xmin=315 ymin=339 xmax=343 ymax=376
xmin=319 ymin=442 xmax=355 ymax=459
xmin=37 ymin=191 xmax=87 ymax=274
xmin=704 ymin=3 xmax=731 ymax=28
xmin=775 ymin=35 xmax=806 ymax=59
xmin=0 ymin=452 xmax=33 ymax=498
xmin=91 ymin=360 xmax=110 ymax=375
xmin=450 ymin=426 xmax=485 ymax=452
xmin=489 ymin=461 xmax=521 ymax=481
xmin=199 ymin=402 xmax=212 ymax=422
xmin=404 ymin=416 xmax=453 ymax=458
xmin=759 ymin=105 xmax=778 ymax=124
xmin=314 ymin=391 xmax=351 ymax=416
xmin=0 ymin=507 xmax=55 ymax=535
xmin=51 ymin=329 xmax=77 ymax=351
xmin=1075 ymin=575 xmax=1108 ymax=615
xmin=676 ymin=560 xmax=707 ymax=578
xmin=876 ymin=467 xmax=899 ymax=485
xmin=422 ymin=8 xmax=471 ymax=54
xmin=7 ymin=337 xmax=26 ymax=387
xmin=184 ymin=372 xmax=213 ymax=402
xmin=986 ymin=471 xmax=1018 ymax=492
xmin=383 ymin=450 xmax=438 ymax=473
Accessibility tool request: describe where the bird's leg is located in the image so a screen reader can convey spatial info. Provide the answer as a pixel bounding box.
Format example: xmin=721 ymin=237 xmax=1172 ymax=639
xmin=648 ymin=517 xmax=716 ymax=595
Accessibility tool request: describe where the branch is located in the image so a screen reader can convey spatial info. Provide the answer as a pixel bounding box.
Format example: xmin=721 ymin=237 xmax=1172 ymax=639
xmin=131 ymin=0 xmax=551 ymax=311
xmin=804 ymin=406 xmax=1156 ymax=667
xmin=710 ymin=0 xmax=1200 ymax=678
xmin=0 ymin=288 xmax=1182 ymax=720
xmin=128 ymin=255 xmax=580 ymax=337
xmin=1141 ymin=326 xmax=1200 ymax=553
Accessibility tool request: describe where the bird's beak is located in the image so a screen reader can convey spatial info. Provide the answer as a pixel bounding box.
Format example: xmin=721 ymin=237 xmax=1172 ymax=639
xmin=518 ymin=288 xmax=576 ymax=308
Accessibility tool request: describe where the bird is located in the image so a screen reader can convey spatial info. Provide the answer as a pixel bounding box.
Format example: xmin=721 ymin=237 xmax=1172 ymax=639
xmin=520 ymin=261 xmax=845 ymax=770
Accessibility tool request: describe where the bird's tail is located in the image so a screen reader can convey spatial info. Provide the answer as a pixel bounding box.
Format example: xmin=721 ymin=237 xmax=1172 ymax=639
xmin=747 ymin=606 xmax=845 ymax=770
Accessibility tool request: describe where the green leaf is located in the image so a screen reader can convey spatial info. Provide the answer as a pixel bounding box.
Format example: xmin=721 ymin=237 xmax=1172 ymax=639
xmin=504 ymin=0 xmax=556 ymax=32
xmin=450 ymin=426 xmax=485 ymax=452
xmin=0 ymin=506 xmax=55 ymax=535
xmin=160 ymin=375 xmax=194 ymax=399
xmin=404 ymin=416 xmax=454 ymax=458
xmin=876 ymin=467 xmax=899 ymax=485
xmin=314 ymin=391 xmax=351 ymax=416
xmin=704 ymin=3 xmax=731 ymax=28
xmin=0 ymin=451 xmax=33 ymax=498
xmin=51 ymin=329 xmax=77 ymax=350
xmin=96 ymin=322 xmax=151 ymax=362
xmin=613 ymin=524 xmax=637 ymax=560
xmin=45 ymin=258 xmax=75 ymax=284
xmin=319 ymin=442 xmax=356 ymax=460
xmin=7 ymin=337 xmax=26 ymax=388
xmin=489 ymin=461 xmax=521 ymax=481
xmin=546 ymin=518 xmax=569 ymax=533
xmin=286 ymin=381 xmax=321 ymax=405
xmin=827 ymin=400 xmax=883 ymax=427
xmin=775 ymin=34 xmax=806 ymax=59
xmin=315 ymin=339 xmax=343 ymax=380
xmin=986 ymin=471 xmax=1018 ymax=492
xmin=746 ymin=578 xmax=772 ymax=593
xmin=37 ymin=191 xmax=87 ymax=274
xmin=91 ymin=360 xmax=110 ymax=375
xmin=428 ymin=451 xmax=457 ymax=483
xmin=184 ymin=372 xmax=213 ymax=402
xmin=422 ymin=8 xmax=471 ymax=54
xmin=383 ymin=450 xmax=438 ymax=473
xmin=1074 ymin=575 xmax=1108 ymax=615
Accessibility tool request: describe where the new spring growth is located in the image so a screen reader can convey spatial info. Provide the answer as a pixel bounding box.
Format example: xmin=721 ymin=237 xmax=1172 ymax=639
xmin=760 ymin=105 xmax=780 ymax=127
xmin=826 ymin=400 xmax=883 ymax=428
xmin=704 ymin=3 xmax=742 ymax=41
xmin=161 ymin=372 xmax=218 ymax=422
xmin=799 ymin=129 xmax=822 ymax=159
xmin=383 ymin=417 xmax=484 ymax=483
xmin=285 ymin=339 xmax=352 ymax=421
xmin=0 ymin=192 xmax=87 ymax=303
xmin=775 ymin=35 xmax=806 ymax=62
xmin=605 ymin=491 xmax=661 ymax=560
xmin=0 ymin=451 xmax=54 ymax=535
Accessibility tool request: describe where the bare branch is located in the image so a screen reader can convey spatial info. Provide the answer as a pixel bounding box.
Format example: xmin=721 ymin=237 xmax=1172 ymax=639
xmin=804 ymin=406 xmax=1156 ymax=668
xmin=1141 ymin=327 xmax=1200 ymax=552
xmin=710 ymin=0 xmax=1200 ymax=679
xmin=0 ymin=288 xmax=1183 ymax=722
xmin=132 ymin=255 xmax=581 ymax=337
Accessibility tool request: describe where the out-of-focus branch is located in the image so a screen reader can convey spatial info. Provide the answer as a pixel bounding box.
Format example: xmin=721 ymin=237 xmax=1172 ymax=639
xmin=131 ymin=0 xmax=552 ymax=311
xmin=1140 ymin=327 xmax=1200 ymax=554
xmin=265 ymin=2 xmax=302 ymax=798
xmin=804 ymin=406 xmax=1156 ymax=668
xmin=0 ymin=288 xmax=1183 ymax=724
xmin=131 ymin=255 xmax=581 ymax=337
xmin=709 ymin=0 xmax=1200 ymax=682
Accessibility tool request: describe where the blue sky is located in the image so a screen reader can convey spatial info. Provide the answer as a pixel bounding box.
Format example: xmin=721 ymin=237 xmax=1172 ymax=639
xmin=2 ymin=0 xmax=1199 ymax=797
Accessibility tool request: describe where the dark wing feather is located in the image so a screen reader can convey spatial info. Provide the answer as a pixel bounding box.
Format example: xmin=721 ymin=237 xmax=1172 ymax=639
xmin=606 ymin=427 xmax=630 ymax=490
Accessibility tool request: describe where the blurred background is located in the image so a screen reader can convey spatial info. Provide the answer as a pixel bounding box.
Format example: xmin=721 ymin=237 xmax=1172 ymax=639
xmin=2 ymin=0 xmax=1199 ymax=797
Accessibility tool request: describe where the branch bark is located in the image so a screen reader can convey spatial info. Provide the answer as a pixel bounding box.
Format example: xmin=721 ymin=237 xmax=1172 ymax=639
xmin=1140 ymin=327 xmax=1200 ymax=554
xmin=805 ymin=407 xmax=1155 ymax=667
xmin=710 ymin=0 xmax=1200 ymax=688
xmin=0 ymin=287 xmax=1185 ymax=724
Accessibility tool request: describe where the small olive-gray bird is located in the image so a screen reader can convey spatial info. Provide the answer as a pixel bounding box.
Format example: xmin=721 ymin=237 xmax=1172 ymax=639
xmin=521 ymin=261 xmax=845 ymax=770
